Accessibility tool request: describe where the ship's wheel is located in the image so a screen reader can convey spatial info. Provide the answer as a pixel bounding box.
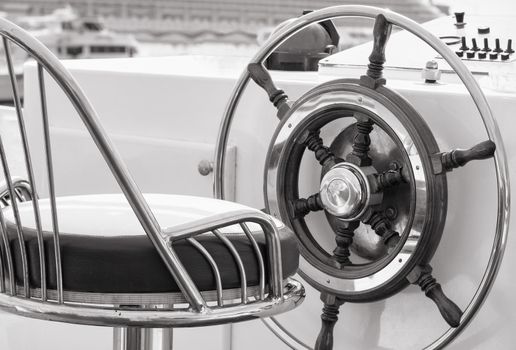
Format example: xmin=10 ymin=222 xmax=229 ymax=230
xmin=215 ymin=6 xmax=509 ymax=350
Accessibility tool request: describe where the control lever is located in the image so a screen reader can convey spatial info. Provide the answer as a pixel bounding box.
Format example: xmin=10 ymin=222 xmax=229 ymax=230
xmin=432 ymin=140 xmax=496 ymax=174
xmin=471 ymin=38 xmax=480 ymax=52
xmin=494 ymin=38 xmax=503 ymax=53
xmin=459 ymin=37 xmax=469 ymax=51
xmin=314 ymin=293 xmax=345 ymax=350
xmin=454 ymin=12 xmax=465 ymax=28
xmin=482 ymin=38 xmax=491 ymax=52
xmin=247 ymin=63 xmax=290 ymax=119
xmin=407 ymin=264 xmax=463 ymax=328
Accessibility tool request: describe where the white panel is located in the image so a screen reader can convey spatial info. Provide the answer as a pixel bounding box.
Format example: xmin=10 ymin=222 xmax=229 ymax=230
xmin=232 ymin=320 xmax=290 ymax=350
xmin=0 ymin=311 xmax=230 ymax=350
xmin=31 ymin=127 xmax=236 ymax=200
xmin=0 ymin=312 xmax=112 ymax=350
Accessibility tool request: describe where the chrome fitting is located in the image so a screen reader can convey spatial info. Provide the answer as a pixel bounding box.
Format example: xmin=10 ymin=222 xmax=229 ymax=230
xmin=421 ymin=60 xmax=441 ymax=83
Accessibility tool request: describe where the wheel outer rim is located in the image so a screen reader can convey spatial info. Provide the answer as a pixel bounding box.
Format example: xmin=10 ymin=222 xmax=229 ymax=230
xmin=266 ymin=84 xmax=432 ymax=297
xmin=214 ymin=5 xmax=510 ymax=350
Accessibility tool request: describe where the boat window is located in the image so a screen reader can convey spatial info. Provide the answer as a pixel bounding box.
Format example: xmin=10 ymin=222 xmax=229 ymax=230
xmin=66 ymin=46 xmax=83 ymax=56
xmin=61 ymin=21 xmax=73 ymax=31
xmin=90 ymin=46 xmax=127 ymax=53
xmin=82 ymin=21 xmax=103 ymax=31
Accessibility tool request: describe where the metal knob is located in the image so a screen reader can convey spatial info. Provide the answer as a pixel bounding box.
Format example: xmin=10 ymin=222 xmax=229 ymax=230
xmin=422 ymin=60 xmax=441 ymax=83
xmin=198 ymin=160 xmax=213 ymax=176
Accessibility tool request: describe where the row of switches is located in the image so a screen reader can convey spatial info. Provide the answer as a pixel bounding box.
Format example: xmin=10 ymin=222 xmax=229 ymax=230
xmin=456 ymin=37 xmax=513 ymax=60
xmin=456 ymin=50 xmax=511 ymax=60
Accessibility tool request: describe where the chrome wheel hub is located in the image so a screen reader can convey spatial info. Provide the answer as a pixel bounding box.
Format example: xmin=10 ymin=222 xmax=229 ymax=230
xmin=320 ymin=164 xmax=366 ymax=219
xmin=320 ymin=163 xmax=377 ymax=220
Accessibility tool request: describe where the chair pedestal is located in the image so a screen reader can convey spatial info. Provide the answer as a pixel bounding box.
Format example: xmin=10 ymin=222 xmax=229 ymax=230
xmin=113 ymin=327 xmax=174 ymax=350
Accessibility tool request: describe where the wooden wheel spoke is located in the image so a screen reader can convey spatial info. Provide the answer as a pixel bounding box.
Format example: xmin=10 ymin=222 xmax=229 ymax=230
xmin=291 ymin=193 xmax=323 ymax=218
xmin=314 ymin=293 xmax=345 ymax=350
xmin=247 ymin=63 xmax=290 ymax=119
xmin=432 ymin=140 xmax=495 ymax=174
xmin=371 ymin=166 xmax=407 ymax=193
xmin=346 ymin=118 xmax=374 ymax=167
xmin=407 ymin=264 xmax=463 ymax=328
xmin=333 ymin=220 xmax=359 ymax=265
xmin=363 ymin=211 xmax=400 ymax=248
xmin=303 ymin=130 xmax=338 ymax=167
xmin=364 ymin=14 xmax=392 ymax=83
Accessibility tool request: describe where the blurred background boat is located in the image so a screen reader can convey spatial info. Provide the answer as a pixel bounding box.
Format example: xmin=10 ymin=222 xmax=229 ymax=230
xmin=1 ymin=0 xmax=447 ymax=55
xmin=0 ymin=5 xmax=139 ymax=101
xmin=15 ymin=6 xmax=139 ymax=59
xmin=0 ymin=0 xmax=447 ymax=101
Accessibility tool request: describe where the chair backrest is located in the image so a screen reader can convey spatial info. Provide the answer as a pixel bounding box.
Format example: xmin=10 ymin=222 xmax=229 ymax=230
xmin=0 ymin=17 xmax=295 ymax=324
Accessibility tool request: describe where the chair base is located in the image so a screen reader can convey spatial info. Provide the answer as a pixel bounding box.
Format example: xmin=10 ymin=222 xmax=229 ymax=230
xmin=113 ymin=327 xmax=174 ymax=350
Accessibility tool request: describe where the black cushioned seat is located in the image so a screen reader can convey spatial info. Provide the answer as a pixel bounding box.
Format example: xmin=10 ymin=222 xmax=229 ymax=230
xmin=3 ymin=194 xmax=299 ymax=294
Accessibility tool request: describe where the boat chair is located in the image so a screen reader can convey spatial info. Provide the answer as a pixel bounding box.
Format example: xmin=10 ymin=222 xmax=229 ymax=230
xmin=0 ymin=18 xmax=304 ymax=350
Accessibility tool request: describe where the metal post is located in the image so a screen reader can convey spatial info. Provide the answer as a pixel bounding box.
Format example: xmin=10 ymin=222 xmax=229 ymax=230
xmin=113 ymin=327 xmax=174 ymax=350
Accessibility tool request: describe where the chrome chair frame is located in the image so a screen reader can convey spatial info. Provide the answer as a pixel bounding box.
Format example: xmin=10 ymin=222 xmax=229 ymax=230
xmin=0 ymin=16 xmax=304 ymax=349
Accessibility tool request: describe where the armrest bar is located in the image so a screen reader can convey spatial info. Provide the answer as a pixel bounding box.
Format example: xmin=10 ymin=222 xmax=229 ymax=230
xmin=163 ymin=209 xmax=276 ymax=241
xmin=186 ymin=237 xmax=224 ymax=306
xmin=0 ymin=177 xmax=31 ymax=204
xmin=162 ymin=209 xmax=284 ymax=299
xmin=240 ymin=222 xmax=266 ymax=300
xmin=212 ymin=229 xmax=248 ymax=303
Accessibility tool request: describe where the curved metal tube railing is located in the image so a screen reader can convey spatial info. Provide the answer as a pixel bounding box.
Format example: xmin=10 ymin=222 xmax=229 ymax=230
xmin=214 ymin=5 xmax=510 ymax=350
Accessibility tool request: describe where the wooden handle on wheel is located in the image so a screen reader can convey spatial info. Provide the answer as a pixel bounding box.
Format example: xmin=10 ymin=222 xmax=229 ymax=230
xmin=247 ymin=63 xmax=290 ymax=118
xmin=314 ymin=293 xmax=345 ymax=350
